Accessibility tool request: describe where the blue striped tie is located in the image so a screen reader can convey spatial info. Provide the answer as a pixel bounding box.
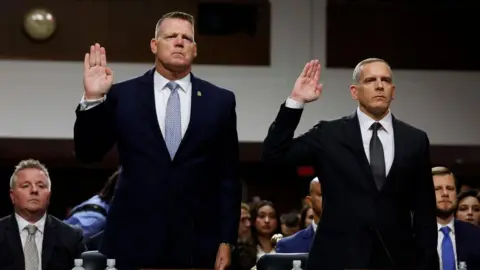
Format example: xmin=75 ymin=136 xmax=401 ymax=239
xmin=441 ymin=226 xmax=455 ymax=270
xmin=165 ymin=81 xmax=181 ymax=159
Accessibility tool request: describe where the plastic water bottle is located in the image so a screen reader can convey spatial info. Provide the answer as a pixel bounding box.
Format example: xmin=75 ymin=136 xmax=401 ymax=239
xmin=459 ymin=261 xmax=467 ymax=270
xmin=291 ymin=260 xmax=303 ymax=270
xmin=105 ymin=258 xmax=118 ymax=270
xmin=71 ymin=259 xmax=85 ymax=270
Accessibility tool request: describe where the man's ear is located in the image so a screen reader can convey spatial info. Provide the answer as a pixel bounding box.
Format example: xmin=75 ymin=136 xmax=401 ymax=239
xmin=150 ymin=38 xmax=157 ymax=54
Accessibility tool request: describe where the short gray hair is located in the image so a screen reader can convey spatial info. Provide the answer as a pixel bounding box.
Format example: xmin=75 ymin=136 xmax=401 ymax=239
xmin=352 ymin=58 xmax=390 ymax=83
xmin=154 ymin=11 xmax=195 ymax=41
xmin=10 ymin=159 xmax=51 ymax=190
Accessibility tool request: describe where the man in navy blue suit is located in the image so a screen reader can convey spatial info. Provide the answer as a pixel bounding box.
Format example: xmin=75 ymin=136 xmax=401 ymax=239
xmin=73 ymin=11 xmax=241 ymax=270
xmin=276 ymin=177 xmax=322 ymax=253
xmin=433 ymin=166 xmax=480 ymax=270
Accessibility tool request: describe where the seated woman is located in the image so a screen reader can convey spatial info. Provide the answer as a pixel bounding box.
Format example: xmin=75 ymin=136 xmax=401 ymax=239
xmin=250 ymin=200 xmax=280 ymax=264
xmin=455 ymin=189 xmax=480 ymax=226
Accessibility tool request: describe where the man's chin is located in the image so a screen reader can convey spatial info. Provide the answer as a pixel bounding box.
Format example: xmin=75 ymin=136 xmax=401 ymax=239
xmin=436 ymin=207 xmax=455 ymax=219
xmin=165 ymin=61 xmax=191 ymax=72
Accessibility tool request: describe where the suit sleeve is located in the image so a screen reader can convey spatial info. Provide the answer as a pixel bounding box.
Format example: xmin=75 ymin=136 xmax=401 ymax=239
xmin=412 ymin=133 xmax=439 ymax=270
xmin=262 ymin=103 xmax=323 ymax=166
xmin=73 ymin=227 xmax=87 ymax=258
xmin=219 ymin=92 xmax=242 ymax=245
xmin=73 ymin=88 xmax=117 ymax=163
xmin=275 ymin=239 xmax=286 ymax=253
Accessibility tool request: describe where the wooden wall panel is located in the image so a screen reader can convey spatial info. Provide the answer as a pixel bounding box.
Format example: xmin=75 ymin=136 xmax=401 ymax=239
xmin=326 ymin=1 xmax=479 ymax=70
xmin=0 ymin=0 xmax=270 ymax=65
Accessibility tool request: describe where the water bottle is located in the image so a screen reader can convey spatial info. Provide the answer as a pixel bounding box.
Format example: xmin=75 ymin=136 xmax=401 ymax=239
xmin=459 ymin=261 xmax=467 ymax=270
xmin=105 ymin=258 xmax=118 ymax=270
xmin=291 ymin=260 xmax=303 ymax=270
xmin=71 ymin=259 xmax=85 ymax=270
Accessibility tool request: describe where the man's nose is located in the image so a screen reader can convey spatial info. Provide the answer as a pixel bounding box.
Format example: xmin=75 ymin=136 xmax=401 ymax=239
xmin=174 ymin=37 xmax=184 ymax=46
xmin=375 ymin=79 xmax=385 ymax=90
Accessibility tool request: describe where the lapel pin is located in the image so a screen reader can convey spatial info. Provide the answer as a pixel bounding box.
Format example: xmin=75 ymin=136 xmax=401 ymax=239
xmin=197 ymin=90 xmax=202 ymax=96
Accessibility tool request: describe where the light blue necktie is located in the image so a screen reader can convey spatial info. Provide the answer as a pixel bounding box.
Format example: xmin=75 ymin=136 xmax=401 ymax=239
xmin=165 ymin=81 xmax=181 ymax=159
xmin=441 ymin=226 xmax=455 ymax=270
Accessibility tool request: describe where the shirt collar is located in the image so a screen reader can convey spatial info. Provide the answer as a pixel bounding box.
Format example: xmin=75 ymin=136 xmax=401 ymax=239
xmin=154 ymin=70 xmax=191 ymax=93
xmin=15 ymin=212 xmax=47 ymax=234
xmin=356 ymin=107 xmax=393 ymax=134
xmin=312 ymin=222 xmax=317 ymax=232
xmin=437 ymin=218 xmax=455 ymax=235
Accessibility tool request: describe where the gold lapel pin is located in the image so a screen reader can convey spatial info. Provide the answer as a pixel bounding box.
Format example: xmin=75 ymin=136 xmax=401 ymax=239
xmin=197 ymin=90 xmax=202 ymax=96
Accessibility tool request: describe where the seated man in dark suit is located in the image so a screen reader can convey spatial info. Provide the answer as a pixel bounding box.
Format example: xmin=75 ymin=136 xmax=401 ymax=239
xmin=433 ymin=166 xmax=480 ymax=270
xmin=276 ymin=177 xmax=322 ymax=253
xmin=0 ymin=159 xmax=86 ymax=270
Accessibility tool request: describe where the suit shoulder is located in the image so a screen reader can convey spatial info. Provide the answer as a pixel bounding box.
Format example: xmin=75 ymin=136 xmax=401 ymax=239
xmin=456 ymin=220 xmax=480 ymax=235
xmin=394 ymin=118 xmax=427 ymax=137
xmin=196 ymin=77 xmax=235 ymax=99
xmin=278 ymin=227 xmax=307 ymax=244
xmin=311 ymin=115 xmax=348 ymax=131
xmin=0 ymin=215 xmax=10 ymax=225
xmin=110 ymin=75 xmax=144 ymax=92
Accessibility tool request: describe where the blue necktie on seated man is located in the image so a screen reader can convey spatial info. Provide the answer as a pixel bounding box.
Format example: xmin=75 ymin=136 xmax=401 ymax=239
xmin=165 ymin=81 xmax=182 ymax=159
xmin=441 ymin=226 xmax=456 ymax=270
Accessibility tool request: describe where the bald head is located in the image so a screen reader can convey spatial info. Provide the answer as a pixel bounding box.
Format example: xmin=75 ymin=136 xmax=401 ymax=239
xmin=306 ymin=177 xmax=322 ymax=222
xmin=310 ymin=177 xmax=320 ymax=194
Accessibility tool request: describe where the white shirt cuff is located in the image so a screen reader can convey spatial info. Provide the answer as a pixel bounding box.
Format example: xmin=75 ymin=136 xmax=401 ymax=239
xmin=285 ymin=97 xmax=305 ymax=109
xmin=79 ymin=94 xmax=106 ymax=111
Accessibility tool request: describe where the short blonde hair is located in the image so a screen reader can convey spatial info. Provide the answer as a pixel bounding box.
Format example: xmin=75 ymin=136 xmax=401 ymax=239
xmin=10 ymin=159 xmax=51 ymax=190
xmin=432 ymin=166 xmax=457 ymax=188
xmin=154 ymin=11 xmax=195 ymax=41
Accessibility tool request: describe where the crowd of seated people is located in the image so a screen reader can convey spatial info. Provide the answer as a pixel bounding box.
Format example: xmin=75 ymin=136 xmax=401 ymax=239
xmin=0 ymin=158 xmax=479 ymax=270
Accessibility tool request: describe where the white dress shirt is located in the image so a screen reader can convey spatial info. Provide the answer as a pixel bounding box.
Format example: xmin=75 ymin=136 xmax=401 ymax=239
xmin=285 ymin=98 xmax=394 ymax=175
xmin=437 ymin=219 xmax=458 ymax=270
xmin=79 ymin=71 xmax=192 ymax=139
xmin=16 ymin=213 xmax=46 ymax=270
xmin=312 ymin=221 xmax=318 ymax=232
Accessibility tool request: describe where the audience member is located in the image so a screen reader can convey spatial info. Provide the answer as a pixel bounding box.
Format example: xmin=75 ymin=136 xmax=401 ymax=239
xmin=433 ymin=166 xmax=480 ymax=270
xmin=455 ymin=189 xmax=480 ymax=226
xmin=0 ymin=159 xmax=86 ymax=270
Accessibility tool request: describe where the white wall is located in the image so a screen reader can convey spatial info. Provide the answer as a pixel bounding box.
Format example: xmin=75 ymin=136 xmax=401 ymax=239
xmin=0 ymin=0 xmax=479 ymax=145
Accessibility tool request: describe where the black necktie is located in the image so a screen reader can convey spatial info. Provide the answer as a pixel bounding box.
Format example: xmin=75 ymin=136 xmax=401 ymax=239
xmin=369 ymin=122 xmax=385 ymax=190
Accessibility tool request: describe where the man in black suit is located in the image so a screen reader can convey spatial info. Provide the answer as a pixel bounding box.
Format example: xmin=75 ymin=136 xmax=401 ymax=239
xmin=262 ymin=59 xmax=438 ymax=270
xmin=74 ymin=11 xmax=240 ymax=270
xmin=433 ymin=166 xmax=480 ymax=270
xmin=0 ymin=159 xmax=86 ymax=270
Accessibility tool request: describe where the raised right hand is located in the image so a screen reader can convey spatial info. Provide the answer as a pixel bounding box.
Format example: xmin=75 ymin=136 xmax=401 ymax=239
xmin=290 ymin=60 xmax=323 ymax=103
xmin=83 ymin=43 xmax=114 ymax=100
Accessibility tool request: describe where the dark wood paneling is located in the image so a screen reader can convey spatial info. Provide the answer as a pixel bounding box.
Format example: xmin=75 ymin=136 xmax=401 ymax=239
xmin=326 ymin=1 xmax=480 ymax=70
xmin=0 ymin=138 xmax=479 ymax=170
xmin=0 ymin=0 xmax=270 ymax=65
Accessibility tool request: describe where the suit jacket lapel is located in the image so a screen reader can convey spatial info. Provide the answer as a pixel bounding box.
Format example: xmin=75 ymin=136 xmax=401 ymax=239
xmin=42 ymin=215 xmax=56 ymax=270
xmin=138 ymin=68 xmax=170 ymax=155
xmin=386 ymin=116 xmax=407 ymax=181
xmin=6 ymin=214 xmax=24 ymax=270
xmin=174 ymin=74 xmax=205 ymax=160
xmin=342 ymin=113 xmax=378 ymax=194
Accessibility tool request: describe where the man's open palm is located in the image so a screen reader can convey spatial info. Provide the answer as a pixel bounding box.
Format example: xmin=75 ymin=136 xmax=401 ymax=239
xmin=83 ymin=43 xmax=114 ymax=99
xmin=291 ymin=59 xmax=323 ymax=103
